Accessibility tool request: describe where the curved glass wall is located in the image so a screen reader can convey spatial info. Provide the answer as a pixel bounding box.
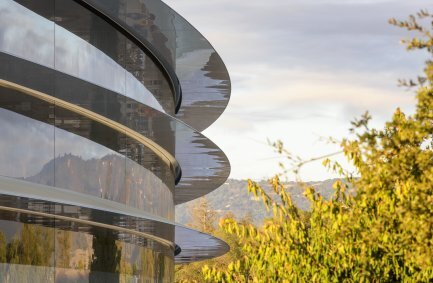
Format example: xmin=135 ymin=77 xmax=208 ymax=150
xmin=0 ymin=0 xmax=174 ymax=114
xmin=0 ymin=52 xmax=230 ymax=204
xmin=82 ymin=0 xmax=231 ymax=131
xmin=0 ymin=0 xmax=232 ymax=269
xmin=0 ymin=85 xmax=174 ymax=219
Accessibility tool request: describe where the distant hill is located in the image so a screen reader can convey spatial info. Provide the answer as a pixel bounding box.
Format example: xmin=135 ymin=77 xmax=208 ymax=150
xmin=175 ymin=178 xmax=346 ymax=225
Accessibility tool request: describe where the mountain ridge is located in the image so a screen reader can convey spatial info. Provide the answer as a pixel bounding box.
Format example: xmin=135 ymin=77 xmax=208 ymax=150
xmin=175 ymin=178 xmax=344 ymax=225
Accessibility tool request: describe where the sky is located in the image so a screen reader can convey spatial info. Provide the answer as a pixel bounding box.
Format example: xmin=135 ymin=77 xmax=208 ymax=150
xmin=164 ymin=0 xmax=429 ymax=181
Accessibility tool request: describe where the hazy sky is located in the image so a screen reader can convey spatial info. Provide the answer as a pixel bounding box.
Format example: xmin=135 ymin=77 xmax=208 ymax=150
xmin=165 ymin=0 xmax=428 ymax=181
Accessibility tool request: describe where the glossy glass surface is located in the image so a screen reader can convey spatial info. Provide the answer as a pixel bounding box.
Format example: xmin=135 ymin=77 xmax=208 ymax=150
xmin=0 ymin=209 xmax=174 ymax=282
xmin=0 ymin=92 xmax=55 ymax=184
xmin=0 ymin=53 xmax=230 ymax=204
xmin=82 ymin=0 xmax=231 ymax=131
xmin=0 ymin=84 xmax=174 ymax=219
xmin=0 ymin=0 xmax=172 ymax=113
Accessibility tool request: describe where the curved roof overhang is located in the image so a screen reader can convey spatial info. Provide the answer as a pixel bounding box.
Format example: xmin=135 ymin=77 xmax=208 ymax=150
xmin=174 ymin=225 xmax=230 ymax=264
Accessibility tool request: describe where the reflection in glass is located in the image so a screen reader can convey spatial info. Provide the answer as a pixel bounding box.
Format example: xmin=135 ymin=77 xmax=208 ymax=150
xmin=0 ymin=89 xmax=54 ymax=185
xmin=85 ymin=0 xmax=231 ymax=130
xmin=0 ymin=84 xmax=174 ymax=218
xmin=1 ymin=0 xmax=168 ymax=112
xmin=52 ymin=108 xmax=174 ymax=218
xmin=0 ymin=20 xmax=230 ymax=205
xmin=0 ymin=0 xmax=55 ymax=67
xmin=126 ymin=158 xmax=174 ymax=220
xmin=0 ymin=217 xmax=55 ymax=282
xmin=0 ymin=211 xmax=174 ymax=282
xmin=0 ymin=0 xmax=232 ymax=272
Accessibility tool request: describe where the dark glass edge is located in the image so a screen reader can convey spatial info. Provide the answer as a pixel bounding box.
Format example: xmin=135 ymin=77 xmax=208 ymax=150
xmin=74 ymin=0 xmax=182 ymax=114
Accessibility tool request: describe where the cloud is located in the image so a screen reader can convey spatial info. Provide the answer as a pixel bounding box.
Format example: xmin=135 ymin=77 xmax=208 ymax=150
xmin=169 ymin=0 xmax=427 ymax=72
xmin=167 ymin=0 xmax=427 ymax=180
xmin=227 ymin=65 xmax=416 ymax=113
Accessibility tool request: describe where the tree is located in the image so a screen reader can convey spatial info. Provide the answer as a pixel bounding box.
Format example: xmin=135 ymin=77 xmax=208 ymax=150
xmin=202 ymin=10 xmax=433 ymax=282
xmin=187 ymin=197 xmax=218 ymax=234
xmin=176 ymin=206 xmax=248 ymax=283
xmin=176 ymin=198 xmax=218 ymax=282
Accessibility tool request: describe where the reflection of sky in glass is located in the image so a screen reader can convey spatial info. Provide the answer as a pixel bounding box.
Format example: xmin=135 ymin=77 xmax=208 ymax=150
xmin=85 ymin=0 xmax=231 ymax=130
xmin=0 ymin=0 xmax=163 ymax=112
xmin=0 ymin=107 xmax=173 ymax=217
xmin=0 ymin=109 xmax=53 ymax=178
xmin=0 ymin=108 xmax=113 ymax=178
xmin=0 ymin=0 xmax=230 ymax=204
xmin=0 ymin=1 xmax=54 ymax=67
xmin=176 ymin=49 xmax=226 ymax=106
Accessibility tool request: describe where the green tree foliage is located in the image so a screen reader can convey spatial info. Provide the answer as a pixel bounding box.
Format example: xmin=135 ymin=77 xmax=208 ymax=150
xmin=202 ymin=10 xmax=433 ymax=283
xmin=7 ymin=224 xmax=54 ymax=266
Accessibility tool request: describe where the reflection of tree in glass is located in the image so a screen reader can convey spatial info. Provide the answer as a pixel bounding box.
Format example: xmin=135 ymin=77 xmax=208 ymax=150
xmin=140 ymin=247 xmax=155 ymax=279
xmin=89 ymin=229 xmax=121 ymax=283
xmin=0 ymin=224 xmax=55 ymax=282
xmin=56 ymin=229 xmax=71 ymax=268
xmin=0 ymin=232 xmax=6 ymax=263
xmin=6 ymin=224 xmax=53 ymax=266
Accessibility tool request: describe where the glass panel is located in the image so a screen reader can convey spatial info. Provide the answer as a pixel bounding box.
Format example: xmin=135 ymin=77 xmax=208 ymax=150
xmin=0 ymin=211 xmax=55 ymax=282
xmin=53 ymin=104 xmax=174 ymax=218
xmin=0 ymin=208 xmax=174 ymax=282
xmin=125 ymin=39 xmax=174 ymax=113
xmin=0 ymin=87 xmax=55 ymax=187
xmin=53 ymin=0 xmax=171 ymax=113
xmin=2 ymin=0 xmax=169 ymax=112
xmin=0 ymin=81 xmax=175 ymax=218
xmin=53 ymin=122 xmax=127 ymax=203
xmin=52 ymin=214 xmax=174 ymax=282
xmin=126 ymin=158 xmax=174 ymax=220
xmin=54 ymin=0 xmax=127 ymax=97
xmin=0 ymin=0 xmax=54 ymax=68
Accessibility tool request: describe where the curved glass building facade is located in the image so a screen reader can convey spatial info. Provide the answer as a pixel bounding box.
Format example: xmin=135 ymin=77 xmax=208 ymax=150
xmin=0 ymin=0 xmax=230 ymax=281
